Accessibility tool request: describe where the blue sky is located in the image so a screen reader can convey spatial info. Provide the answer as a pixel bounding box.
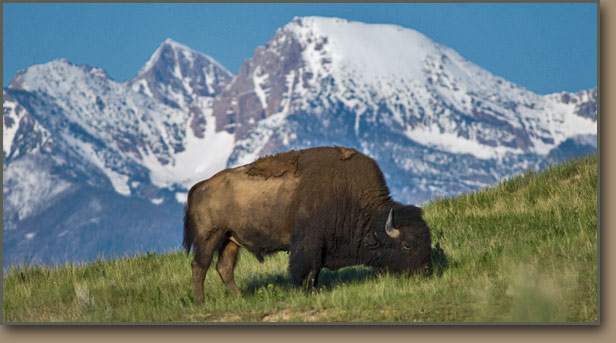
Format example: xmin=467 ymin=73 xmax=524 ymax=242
xmin=3 ymin=3 xmax=597 ymax=94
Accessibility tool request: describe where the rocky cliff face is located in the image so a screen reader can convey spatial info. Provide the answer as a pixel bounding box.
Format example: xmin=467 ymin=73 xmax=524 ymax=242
xmin=2 ymin=17 xmax=596 ymax=266
xmin=128 ymin=38 xmax=233 ymax=140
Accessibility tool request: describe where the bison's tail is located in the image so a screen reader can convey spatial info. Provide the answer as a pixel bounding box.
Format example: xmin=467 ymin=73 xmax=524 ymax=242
xmin=183 ymin=203 xmax=196 ymax=255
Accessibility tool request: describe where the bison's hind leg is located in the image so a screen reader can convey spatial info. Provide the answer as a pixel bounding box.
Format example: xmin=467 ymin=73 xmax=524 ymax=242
xmin=191 ymin=229 xmax=226 ymax=305
xmin=216 ymin=239 xmax=241 ymax=295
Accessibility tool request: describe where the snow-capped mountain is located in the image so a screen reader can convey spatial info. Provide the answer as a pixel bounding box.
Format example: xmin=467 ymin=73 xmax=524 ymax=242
xmin=3 ymin=40 xmax=233 ymax=266
xmin=3 ymin=18 xmax=597 ymax=266
xmin=125 ymin=39 xmax=235 ymax=191
xmin=215 ymin=17 xmax=597 ymax=202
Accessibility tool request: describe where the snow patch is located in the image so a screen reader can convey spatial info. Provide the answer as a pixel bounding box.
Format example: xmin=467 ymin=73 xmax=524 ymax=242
xmin=252 ymin=66 xmax=270 ymax=109
xmin=141 ymin=105 xmax=234 ymax=193
xmin=63 ymin=135 xmax=131 ymax=196
xmin=3 ymin=158 xmax=72 ymax=224
xmin=291 ymin=17 xmax=436 ymax=83
xmin=3 ymin=100 xmax=20 ymax=156
xmin=231 ymin=111 xmax=290 ymax=166
xmin=572 ymin=134 xmax=598 ymax=148
xmin=405 ymin=124 xmax=523 ymax=160
xmin=175 ymin=192 xmax=188 ymax=204
xmin=131 ymin=78 xmax=153 ymax=98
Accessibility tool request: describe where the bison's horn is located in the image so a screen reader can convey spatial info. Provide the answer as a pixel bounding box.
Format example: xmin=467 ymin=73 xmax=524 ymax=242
xmin=385 ymin=209 xmax=400 ymax=239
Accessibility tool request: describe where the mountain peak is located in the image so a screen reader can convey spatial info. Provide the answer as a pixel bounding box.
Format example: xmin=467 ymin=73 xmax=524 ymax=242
xmin=160 ymin=38 xmax=201 ymax=56
xmin=289 ymin=16 xmax=349 ymax=27
xmin=8 ymin=58 xmax=111 ymax=92
xmin=283 ymin=16 xmax=441 ymax=82
xmin=128 ymin=39 xmax=233 ymax=109
xmin=163 ymin=37 xmax=183 ymax=46
xmin=136 ymin=39 xmax=231 ymax=79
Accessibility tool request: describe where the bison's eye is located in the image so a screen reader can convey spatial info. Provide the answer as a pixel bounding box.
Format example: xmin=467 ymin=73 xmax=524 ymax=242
xmin=402 ymin=243 xmax=411 ymax=251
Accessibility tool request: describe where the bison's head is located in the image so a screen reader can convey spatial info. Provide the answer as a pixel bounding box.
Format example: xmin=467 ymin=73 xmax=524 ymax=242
xmin=366 ymin=205 xmax=432 ymax=276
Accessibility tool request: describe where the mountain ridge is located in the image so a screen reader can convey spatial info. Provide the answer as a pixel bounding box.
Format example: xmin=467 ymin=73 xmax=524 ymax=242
xmin=2 ymin=16 xmax=597 ymax=266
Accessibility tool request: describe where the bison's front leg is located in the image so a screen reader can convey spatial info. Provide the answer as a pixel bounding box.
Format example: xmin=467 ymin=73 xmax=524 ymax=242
xmin=289 ymin=233 xmax=323 ymax=292
xmin=304 ymin=269 xmax=321 ymax=292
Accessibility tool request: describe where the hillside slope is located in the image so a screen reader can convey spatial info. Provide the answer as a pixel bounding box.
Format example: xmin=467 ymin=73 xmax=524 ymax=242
xmin=3 ymin=155 xmax=597 ymax=323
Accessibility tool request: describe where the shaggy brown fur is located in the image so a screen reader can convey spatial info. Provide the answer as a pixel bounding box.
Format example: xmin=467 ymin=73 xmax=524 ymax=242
xmin=245 ymin=149 xmax=302 ymax=179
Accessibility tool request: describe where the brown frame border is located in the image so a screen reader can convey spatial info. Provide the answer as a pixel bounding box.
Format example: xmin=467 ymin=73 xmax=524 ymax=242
xmin=1 ymin=0 xmax=610 ymax=341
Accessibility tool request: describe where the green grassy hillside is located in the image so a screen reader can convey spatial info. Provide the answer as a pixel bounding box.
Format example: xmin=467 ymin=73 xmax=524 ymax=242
xmin=3 ymin=155 xmax=598 ymax=323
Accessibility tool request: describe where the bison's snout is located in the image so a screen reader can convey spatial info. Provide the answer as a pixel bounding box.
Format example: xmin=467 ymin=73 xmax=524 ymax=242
xmin=409 ymin=263 xmax=432 ymax=277
xmin=404 ymin=260 xmax=433 ymax=278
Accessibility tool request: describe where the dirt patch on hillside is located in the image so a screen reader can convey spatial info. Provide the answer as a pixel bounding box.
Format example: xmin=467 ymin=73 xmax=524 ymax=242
xmin=262 ymin=308 xmax=325 ymax=322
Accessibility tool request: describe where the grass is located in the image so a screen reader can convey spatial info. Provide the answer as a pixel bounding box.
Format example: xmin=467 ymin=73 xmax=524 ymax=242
xmin=2 ymin=155 xmax=598 ymax=323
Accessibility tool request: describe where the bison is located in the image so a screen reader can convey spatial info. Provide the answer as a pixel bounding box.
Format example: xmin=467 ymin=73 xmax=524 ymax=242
xmin=183 ymin=146 xmax=432 ymax=304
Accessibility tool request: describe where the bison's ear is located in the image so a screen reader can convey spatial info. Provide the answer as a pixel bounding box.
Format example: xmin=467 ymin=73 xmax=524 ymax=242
xmin=385 ymin=209 xmax=400 ymax=239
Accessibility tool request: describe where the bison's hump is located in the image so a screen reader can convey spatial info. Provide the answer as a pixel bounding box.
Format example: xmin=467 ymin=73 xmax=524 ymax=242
xmin=246 ymin=149 xmax=301 ymax=179
xmin=245 ymin=146 xmax=358 ymax=179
